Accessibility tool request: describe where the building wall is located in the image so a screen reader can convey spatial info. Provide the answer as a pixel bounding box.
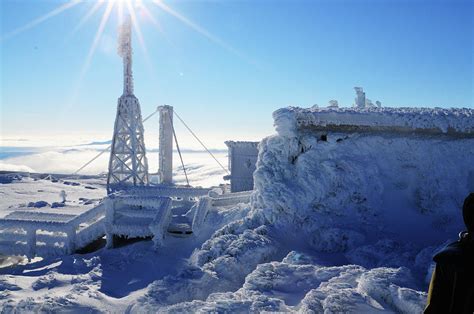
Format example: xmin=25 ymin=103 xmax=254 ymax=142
xmin=225 ymin=141 xmax=259 ymax=192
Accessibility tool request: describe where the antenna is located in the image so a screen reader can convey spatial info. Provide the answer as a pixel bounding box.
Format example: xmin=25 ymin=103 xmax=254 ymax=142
xmin=118 ymin=15 xmax=133 ymax=95
xmin=107 ymin=15 xmax=149 ymax=193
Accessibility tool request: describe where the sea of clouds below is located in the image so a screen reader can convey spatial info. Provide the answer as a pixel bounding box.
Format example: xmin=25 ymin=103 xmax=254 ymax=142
xmin=0 ymin=138 xmax=229 ymax=187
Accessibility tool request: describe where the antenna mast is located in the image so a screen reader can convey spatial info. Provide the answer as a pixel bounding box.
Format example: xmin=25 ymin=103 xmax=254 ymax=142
xmin=107 ymin=15 xmax=149 ymax=193
xmin=118 ymin=17 xmax=134 ymax=95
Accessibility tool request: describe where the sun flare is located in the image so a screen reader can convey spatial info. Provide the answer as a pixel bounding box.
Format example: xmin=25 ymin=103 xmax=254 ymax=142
xmin=1 ymin=0 xmax=244 ymax=104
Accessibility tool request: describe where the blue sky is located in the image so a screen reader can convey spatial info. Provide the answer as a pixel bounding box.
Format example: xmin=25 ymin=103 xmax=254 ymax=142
xmin=1 ymin=0 xmax=473 ymax=146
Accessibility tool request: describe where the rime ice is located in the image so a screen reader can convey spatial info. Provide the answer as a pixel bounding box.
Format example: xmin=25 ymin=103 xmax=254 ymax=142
xmin=108 ymin=16 xmax=149 ymax=193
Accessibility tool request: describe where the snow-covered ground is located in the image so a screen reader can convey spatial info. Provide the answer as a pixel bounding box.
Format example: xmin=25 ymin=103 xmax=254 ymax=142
xmin=0 ymin=175 xmax=105 ymax=218
xmin=1 ymin=106 xmax=473 ymax=312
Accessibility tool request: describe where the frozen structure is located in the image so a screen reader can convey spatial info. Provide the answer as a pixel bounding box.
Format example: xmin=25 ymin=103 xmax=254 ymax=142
xmin=224 ymin=141 xmax=259 ymax=192
xmin=354 ymin=87 xmax=366 ymax=108
xmin=128 ymin=106 xmax=474 ymax=312
xmin=0 ymin=204 xmax=105 ymax=258
xmin=253 ymin=106 xmax=474 ymax=253
xmin=353 ymin=87 xmax=380 ymax=108
xmin=104 ymin=186 xmax=252 ymax=248
xmin=107 ymin=17 xmax=149 ymax=193
xmin=105 ymin=193 xmax=173 ymax=249
xmin=1 ymin=106 xmax=473 ymax=312
xmin=274 ymin=106 xmax=474 ymax=136
xmin=327 ymin=100 xmax=339 ymax=108
xmin=158 ymin=105 xmax=174 ymax=184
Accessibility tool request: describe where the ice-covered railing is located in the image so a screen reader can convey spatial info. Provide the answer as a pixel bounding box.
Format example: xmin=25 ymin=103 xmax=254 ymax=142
xmin=191 ymin=191 xmax=252 ymax=236
xmin=105 ymin=188 xmax=253 ymax=243
xmin=105 ymin=192 xmax=173 ymax=249
xmin=125 ymin=185 xmax=211 ymax=201
xmin=274 ymin=106 xmax=474 ymax=137
xmin=210 ymin=190 xmax=253 ymax=207
xmin=0 ymin=203 xmax=106 ymax=258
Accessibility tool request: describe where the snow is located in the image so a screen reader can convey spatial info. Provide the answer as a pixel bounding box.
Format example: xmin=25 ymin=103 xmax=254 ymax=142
xmin=0 ymin=175 xmax=105 ymax=219
xmin=0 ymin=162 xmax=35 ymax=172
xmin=1 ymin=106 xmax=473 ymax=312
xmin=253 ymin=124 xmax=473 ymax=248
xmin=105 ymin=194 xmax=172 ymax=249
xmin=273 ymin=106 xmax=474 ymax=137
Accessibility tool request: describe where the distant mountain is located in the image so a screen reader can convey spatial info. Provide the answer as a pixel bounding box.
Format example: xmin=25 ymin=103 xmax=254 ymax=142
xmin=80 ymin=140 xmax=112 ymax=146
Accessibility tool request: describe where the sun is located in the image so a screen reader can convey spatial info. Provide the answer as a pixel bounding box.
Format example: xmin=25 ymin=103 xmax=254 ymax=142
xmin=1 ymin=0 xmax=245 ymax=104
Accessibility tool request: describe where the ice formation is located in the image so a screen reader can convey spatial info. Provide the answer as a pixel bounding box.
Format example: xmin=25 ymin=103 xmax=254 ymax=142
xmin=0 ymin=202 xmax=106 ymax=258
xmin=274 ymin=106 xmax=474 ymax=137
xmin=126 ymin=107 xmax=474 ymax=311
xmin=1 ymin=105 xmax=473 ymax=312
xmin=108 ymin=16 xmax=149 ymax=192
xmin=256 ymin=106 xmax=473 ymax=250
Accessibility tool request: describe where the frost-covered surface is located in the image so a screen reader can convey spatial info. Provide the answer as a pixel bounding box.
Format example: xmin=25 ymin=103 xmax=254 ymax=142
xmin=274 ymin=106 xmax=474 ymax=137
xmin=161 ymin=251 xmax=426 ymax=313
xmin=253 ymin=133 xmax=473 ymax=243
xmin=105 ymin=195 xmax=172 ymax=249
xmin=0 ymin=189 xmax=252 ymax=312
xmin=0 ymin=174 xmax=105 ymax=219
xmin=1 ymin=107 xmax=473 ymax=312
xmin=0 ymin=175 xmax=106 ymax=260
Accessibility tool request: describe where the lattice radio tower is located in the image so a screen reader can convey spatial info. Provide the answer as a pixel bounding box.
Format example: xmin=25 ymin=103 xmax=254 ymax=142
xmin=107 ymin=16 xmax=149 ymax=193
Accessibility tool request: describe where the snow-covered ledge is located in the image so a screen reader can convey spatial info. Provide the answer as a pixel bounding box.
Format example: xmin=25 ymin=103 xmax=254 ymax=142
xmin=273 ymin=106 xmax=474 ymax=138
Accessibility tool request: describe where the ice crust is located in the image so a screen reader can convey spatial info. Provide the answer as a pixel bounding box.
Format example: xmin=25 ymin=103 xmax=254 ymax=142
xmin=273 ymin=106 xmax=474 ymax=137
xmin=142 ymin=251 xmax=426 ymax=313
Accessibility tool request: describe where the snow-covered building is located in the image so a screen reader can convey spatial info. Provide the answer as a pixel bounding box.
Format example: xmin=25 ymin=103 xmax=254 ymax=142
xmin=254 ymin=106 xmax=474 ymax=254
xmin=274 ymin=106 xmax=474 ymax=137
xmin=224 ymin=141 xmax=259 ymax=192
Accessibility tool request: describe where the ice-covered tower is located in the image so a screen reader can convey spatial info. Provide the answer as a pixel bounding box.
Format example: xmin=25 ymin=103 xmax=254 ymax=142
xmin=107 ymin=16 xmax=149 ymax=193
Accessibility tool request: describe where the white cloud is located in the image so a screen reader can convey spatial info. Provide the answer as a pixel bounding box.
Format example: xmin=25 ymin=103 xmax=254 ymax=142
xmin=0 ymin=162 xmax=35 ymax=173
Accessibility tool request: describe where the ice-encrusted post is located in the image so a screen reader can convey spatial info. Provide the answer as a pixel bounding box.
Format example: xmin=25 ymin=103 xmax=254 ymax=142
xmin=191 ymin=196 xmax=212 ymax=235
xmin=66 ymin=227 xmax=76 ymax=254
xmin=105 ymin=197 xmax=115 ymax=248
xmin=354 ymin=87 xmax=366 ymax=108
xmin=158 ymin=105 xmax=173 ymax=184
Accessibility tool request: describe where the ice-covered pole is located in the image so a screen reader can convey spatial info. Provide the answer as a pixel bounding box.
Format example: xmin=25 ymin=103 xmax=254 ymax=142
xmin=158 ymin=105 xmax=174 ymax=184
xmin=118 ymin=16 xmax=133 ymax=95
xmin=354 ymin=87 xmax=366 ymax=108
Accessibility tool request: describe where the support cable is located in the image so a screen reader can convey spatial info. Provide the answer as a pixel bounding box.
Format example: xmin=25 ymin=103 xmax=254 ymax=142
xmin=169 ymin=113 xmax=190 ymax=187
xmin=72 ymin=107 xmax=159 ymax=175
xmin=173 ymin=110 xmax=230 ymax=175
